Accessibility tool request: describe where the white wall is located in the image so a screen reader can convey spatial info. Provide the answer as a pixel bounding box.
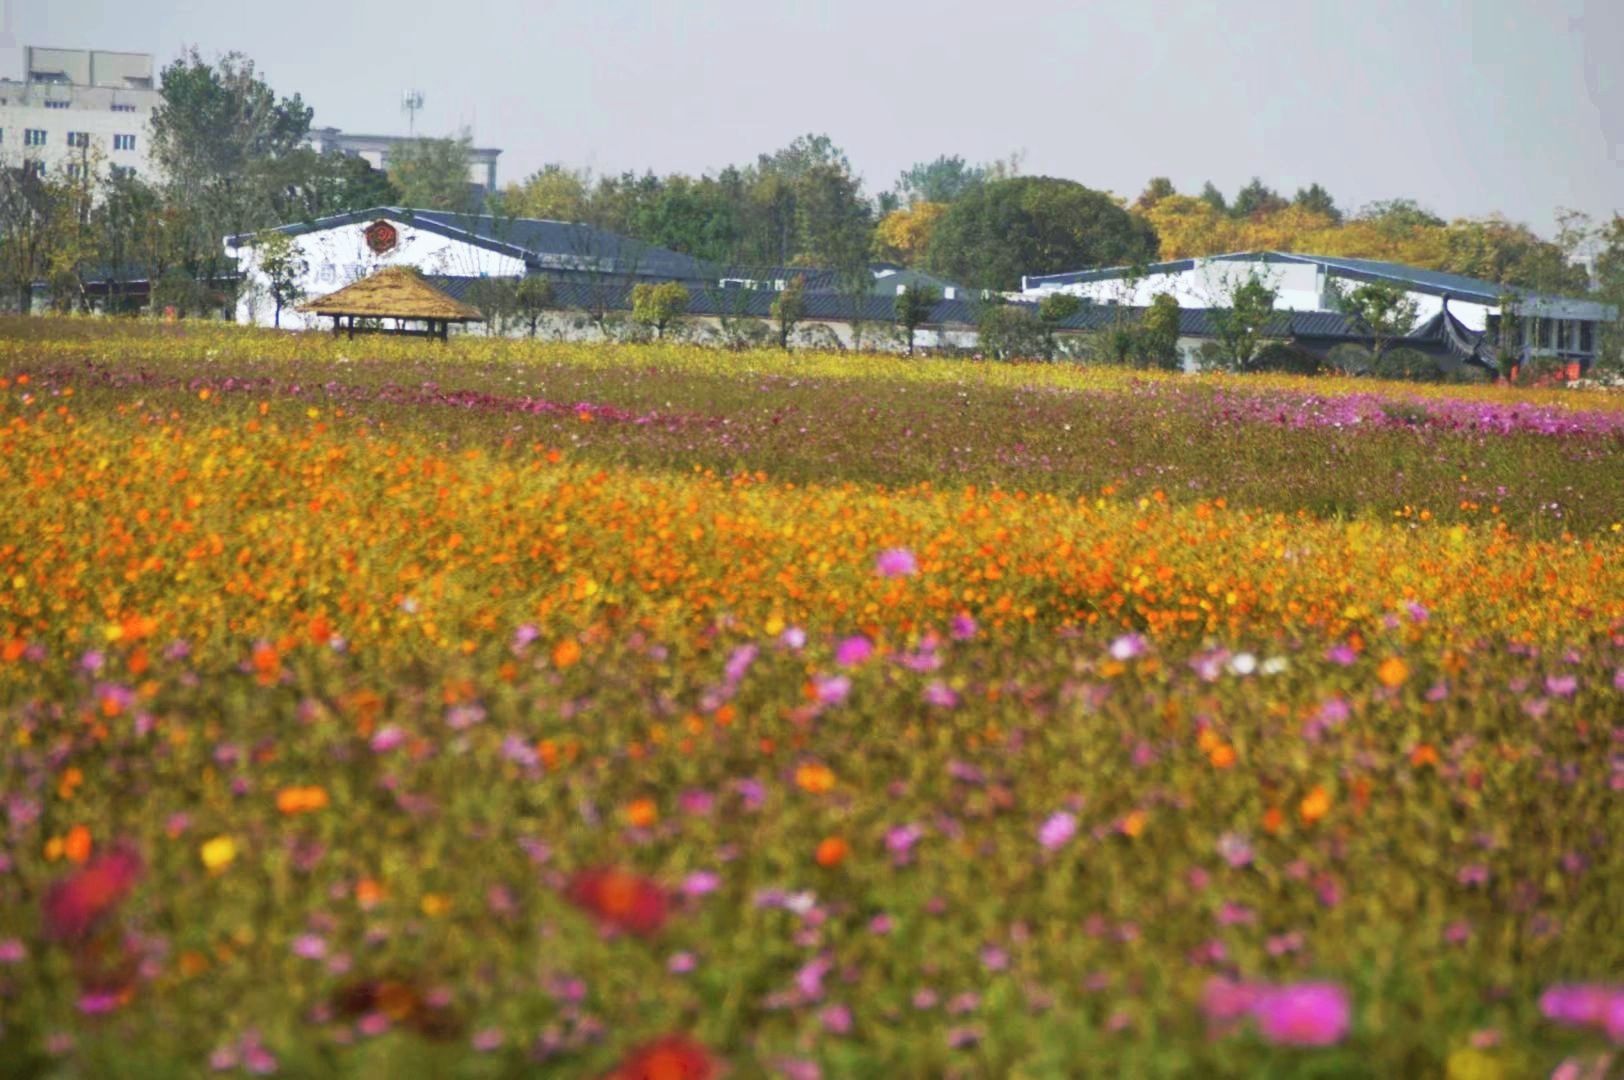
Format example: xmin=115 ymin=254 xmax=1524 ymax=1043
xmin=1022 ymin=258 xmax=1498 ymax=331
xmin=232 ymin=217 xmax=526 ymax=328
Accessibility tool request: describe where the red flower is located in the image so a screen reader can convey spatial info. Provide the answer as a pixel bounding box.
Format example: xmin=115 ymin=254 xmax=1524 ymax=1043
xmin=43 ymin=842 xmax=143 ymax=942
xmin=604 ymin=1034 xmax=721 ymax=1080
xmin=565 ymin=867 xmax=670 ymax=938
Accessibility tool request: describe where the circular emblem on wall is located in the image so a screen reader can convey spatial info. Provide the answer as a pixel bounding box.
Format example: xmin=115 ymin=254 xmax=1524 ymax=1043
xmin=364 ymin=220 xmax=399 ymax=255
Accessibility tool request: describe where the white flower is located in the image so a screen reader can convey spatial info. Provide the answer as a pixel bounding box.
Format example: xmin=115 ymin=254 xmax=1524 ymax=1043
xmin=1227 ymin=652 xmax=1258 ymax=676
xmin=1260 ymin=657 xmax=1290 ymax=676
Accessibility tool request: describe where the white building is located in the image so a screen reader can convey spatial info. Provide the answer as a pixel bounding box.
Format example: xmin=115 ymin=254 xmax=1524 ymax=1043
xmin=1021 ymin=251 xmax=1615 ymax=367
xmin=305 ymin=127 xmax=502 ymax=194
xmin=0 ymin=46 xmax=156 ymax=181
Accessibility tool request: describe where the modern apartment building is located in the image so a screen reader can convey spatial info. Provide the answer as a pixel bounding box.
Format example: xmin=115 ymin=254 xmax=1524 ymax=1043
xmin=0 ymin=46 xmax=157 ymax=180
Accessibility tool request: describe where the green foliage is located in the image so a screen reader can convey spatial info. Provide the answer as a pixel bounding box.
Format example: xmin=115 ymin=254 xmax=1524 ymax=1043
xmin=1371 ymin=346 xmax=1444 ymax=382
xmin=253 ymin=231 xmax=307 ymax=328
xmin=1292 ymin=183 xmax=1342 ymax=223
xmin=1036 ymin=293 xmax=1082 ymax=324
xmin=925 ymin=177 xmax=1159 ymax=290
xmin=630 ymin=281 xmax=692 ymax=339
xmin=894 ymin=155 xmax=988 ymax=205
xmin=1230 ymin=177 xmax=1288 ymax=219
xmin=770 ymin=275 xmax=807 ymax=350
xmin=1207 ymin=272 xmax=1279 ymax=372
xmin=389 ymin=133 xmax=479 ymax=213
xmin=1251 ymin=342 xmax=1325 ymax=375
xmin=1332 ymin=279 xmax=1419 ymax=357
xmin=975 ymin=299 xmax=1051 ymax=361
xmin=1138 ymin=292 xmax=1183 ymax=370
xmin=894 ymin=286 xmax=940 ymax=356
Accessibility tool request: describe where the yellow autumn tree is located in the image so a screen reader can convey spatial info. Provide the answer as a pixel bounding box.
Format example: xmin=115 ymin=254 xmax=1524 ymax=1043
xmin=872 ymin=202 xmax=947 ymax=266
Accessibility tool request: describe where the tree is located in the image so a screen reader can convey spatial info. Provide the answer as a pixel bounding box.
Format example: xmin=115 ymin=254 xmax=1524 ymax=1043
xmin=498 ymin=164 xmax=592 ymax=222
xmin=512 ymin=275 xmax=556 ymax=338
xmin=630 ymin=280 xmax=690 ymax=339
xmin=1037 ymin=292 xmax=1081 ymax=324
xmin=1207 ymin=271 xmax=1279 ymax=371
xmin=468 ymin=276 xmax=517 ymax=334
xmin=1138 ymin=292 xmax=1183 ymax=370
xmin=976 ymin=299 xmax=1051 ymax=360
xmin=390 ymin=133 xmax=478 ymax=212
xmin=925 ymin=177 xmax=1159 ymax=290
xmin=790 ymin=162 xmax=872 ymax=269
xmin=149 ymin=49 xmax=313 ymax=298
xmin=1199 ymin=181 xmax=1228 ymax=214
xmin=894 ymin=285 xmax=940 ymax=356
xmin=770 ymin=274 xmax=807 ymax=350
xmin=1592 ymin=214 xmax=1624 ymax=374
xmin=872 ymin=202 xmax=946 ymax=265
xmin=1332 ymin=279 xmax=1418 ymax=359
xmin=91 ymin=171 xmax=166 ymax=313
xmin=1231 ymin=177 xmax=1287 ymax=220
xmin=1292 ymin=183 xmax=1342 ymax=223
xmin=1134 ymin=177 xmax=1176 ymax=212
xmin=895 ymin=155 xmax=987 ymax=205
xmin=254 ymin=230 xmax=307 ymax=328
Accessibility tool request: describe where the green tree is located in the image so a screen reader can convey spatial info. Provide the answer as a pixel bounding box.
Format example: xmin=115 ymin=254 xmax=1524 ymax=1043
xmin=149 ymin=49 xmax=313 ymax=297
xmin=1292 ymin=183 xmax=1342 ymax=223
xmin=91 ymin=171 xmax=166 ymax=313
xmin=630 ymin=280 xmax=691 ymax=339
xmin=1037 ymin=292 xmax=1081 ymax=324
xmin=512 ymin=276 xmax=556 ymax=338
xmin=254 ymin=230 xmax=307 ymax=328
xmin=1231 ymin=177 xmax=1288 ymax=220
xmin=770 ymin=274 xmax=807 ymax=350
xmin=390 ymin=133 xmax=478 ymax=212
xmin=895 ymin=155 xmax=988 ymax=205
xmin=1199 ymin=181 xmax=1228 ymax=214
xmin=1207 ymin=271 xmax=1279 ymax=371
xmin=925 ymin=177 xmax=1159 ymax=291
xmin=1592 ymin=214 xmax=1624 ymax=374
xmin=894 ymin=285 xmax=940 ymax=357
xmin=1134 ymin=177 xmax=1177 ymax=212
xmin=1332 ymin=279 xmax=1418 ymax=359
xmin=977 ymin=299 xmax=1052 ymax=361
xmin=0 ymin=165 xmax=58 ymax=313
xmin=1138 ymin=292 xmax=1183 ymax=369
xmin=497 ymin=164 xmax=592 ymax=222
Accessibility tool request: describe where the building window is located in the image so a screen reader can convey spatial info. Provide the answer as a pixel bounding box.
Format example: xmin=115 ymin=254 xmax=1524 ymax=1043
xmin=110 ymin=165 xmax=137 ymax=181
xmin=25 ymin=160 xmax=45 ymax=178
xmin=67 ymin=131 xmax=90 ymax=148
xmin=111 ymin=103 xmax=138 ymax=113
xmin=44 ymin=100 xmax=70 ymax=110
xmin=24 ymin=128 xmax=47 ymax=147
xmin=67 ymin=163 xmax=82 ymax=180
xmin=114 ymin=134 xmax=136 ymax=151
xmin=1580 ymin=322 xmax=1594 ymax=354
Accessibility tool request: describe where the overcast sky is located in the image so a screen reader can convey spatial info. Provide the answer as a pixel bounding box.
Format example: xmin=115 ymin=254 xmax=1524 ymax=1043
xmin=6 ymin=0 xmax=1619 ymax=238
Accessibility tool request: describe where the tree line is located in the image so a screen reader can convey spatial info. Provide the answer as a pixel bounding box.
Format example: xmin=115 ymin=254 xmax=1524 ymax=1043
xmin=1 ymin=48 xmax=1620 ymax=374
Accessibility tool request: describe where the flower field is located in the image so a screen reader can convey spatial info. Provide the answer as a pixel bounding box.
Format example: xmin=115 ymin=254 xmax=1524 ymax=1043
xmin=2 ymin=319 xmax=1622 ymax=1078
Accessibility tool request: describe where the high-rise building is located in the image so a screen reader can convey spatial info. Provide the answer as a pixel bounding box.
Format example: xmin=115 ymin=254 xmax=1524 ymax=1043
xmin=0 ymin=46 xmax=158 ymax=181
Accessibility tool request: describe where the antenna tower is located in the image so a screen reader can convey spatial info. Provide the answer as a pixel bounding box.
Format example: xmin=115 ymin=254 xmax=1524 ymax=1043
xmin=401 ymin=89 xmax=425 ymax=136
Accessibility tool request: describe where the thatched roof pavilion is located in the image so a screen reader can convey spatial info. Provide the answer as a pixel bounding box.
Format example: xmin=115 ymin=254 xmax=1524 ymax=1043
xmin=299 ymin=266 xmax=484 ymax=340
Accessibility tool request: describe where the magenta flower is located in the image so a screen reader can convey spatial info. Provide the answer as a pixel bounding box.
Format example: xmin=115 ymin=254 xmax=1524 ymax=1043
xmin=369 ymin=726 xmax=406 ymax=753
xmin=1201 ymin=977 xmax=1264 ymax=1022
xmin=1546 ymin=673 xmax=1578 ymax=698
xmin=681 ymin=871 xmax=721 ymax=898
xmin=875 ymin=548 xmax=918 ymax=578
xmin=1252 ymin=983 xmax=1351 ymax=1047
xmin=511 ymin=624 xmax=539 ymax=652
xmin=1038 ymin=811 xmax=1077 ymax=852
xmin=922 ymin=680 xmax=959 ymax=708
xmin=949 ymin=613 xmax=978 ymax=641
xmin=820 ymin=1003 xmax=854 ymax=1035
xmin=834 ymin=636 xmax=873 ymax=667
xmin=813 ymin=674 xmax=851 ymax=704
xmin=1540 ymin=984 xmax=1615 ymax=1028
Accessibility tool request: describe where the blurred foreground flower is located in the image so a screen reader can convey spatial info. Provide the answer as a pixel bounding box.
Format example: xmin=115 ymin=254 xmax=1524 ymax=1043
xmin=565 ymin=867 xmax=671 ymax=937
xmin=43 ymin=842 xmax=143 ymax=941
xmin=603 ymin=1034 xmax=722 ymax=1080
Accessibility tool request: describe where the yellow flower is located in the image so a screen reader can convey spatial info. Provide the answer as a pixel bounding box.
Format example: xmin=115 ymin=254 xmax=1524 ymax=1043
xmin=420 ymin=893 xmax=452 ymax=917
xmin=794 ymin=763 xmax=836 ymax=794
xmin=200 ymin=835 xmax=237 ymax=872
xmin=1299 ymin=785 xmax=1332 ymax=825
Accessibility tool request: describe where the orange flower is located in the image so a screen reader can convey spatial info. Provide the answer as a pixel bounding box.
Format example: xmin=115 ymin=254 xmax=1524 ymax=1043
xmin=1121 ymin=810 xmax=1147 ymax=838
xmin=64 ymin=824 xmax=93 ymax=864
xmin=275 ymin=785 xmax=330 ymax=815
xmin=1299 ymin=785 xmax=1332 ymax=825
xmin=815 ymin=836 xmax=849 ymax=868
xmin=1410 ymin=744 xmax=1439 ymax=768
xmin=625 ymin=798 xmax=659 ymax=829
xmin=355 ymin=878 xmax=385 ymax=909
xmin=794 ymin=763 xmax=836 ymax=794
xmin=1376 ymin=657 xmax=1409 ymax=689
xmin=1263 ymin=807 xmax=1286 ymax=834
xmin=1208 ymin=744 xmax=1237 ymax=769
xmin=604 ymin=1034 xmax=721 ymax=1080
xmin=552 ymin=639 xmax=583 ymax=669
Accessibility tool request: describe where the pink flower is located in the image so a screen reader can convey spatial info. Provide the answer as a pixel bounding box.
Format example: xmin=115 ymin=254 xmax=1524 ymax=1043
xmin=834 ymin=636 xmax=873 ymax=667
xmin=950 ymin=613 xmax=978 ymax=641
xmin=1108 ymin=633 xmax=1147 ymax=661
xmin=875 ymin=548 xmax=918 ymax=578
xmin=369 ymin=726 xmax=406 ymax=753
xmin=820 ymin=1003 xmax=853 ymax=1035
xmin=1546 ymin=674 xmax=1578 ymax=698
xmin=1038 ymin=812 xmax=1077 ymax=852
xmin=43 ymin=843 xmax=143 ymax=941
xmin=1252 ymin=983 xmax=1351 ymax=1047
xmin=1540 ymin=984 xmax=1614 ymax=1028
xmin=922 ymin=680 xmax=959 ymax=708
xmin=1202 ymin=977 xmax=1264 ymax=1022
xmin=681 ymin=871 xmax=721 ymax=898
xmin=813 ymin=675 xmax=851 ymax=704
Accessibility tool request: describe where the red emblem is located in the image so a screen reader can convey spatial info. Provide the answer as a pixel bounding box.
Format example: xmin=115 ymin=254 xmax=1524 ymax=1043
xmin=364 ymin=220 xmax=398 ymax=255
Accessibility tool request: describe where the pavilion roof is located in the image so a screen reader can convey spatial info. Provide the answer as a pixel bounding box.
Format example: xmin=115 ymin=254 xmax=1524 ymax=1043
xmin=299 ymin=267 xmax=484 ymax=321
